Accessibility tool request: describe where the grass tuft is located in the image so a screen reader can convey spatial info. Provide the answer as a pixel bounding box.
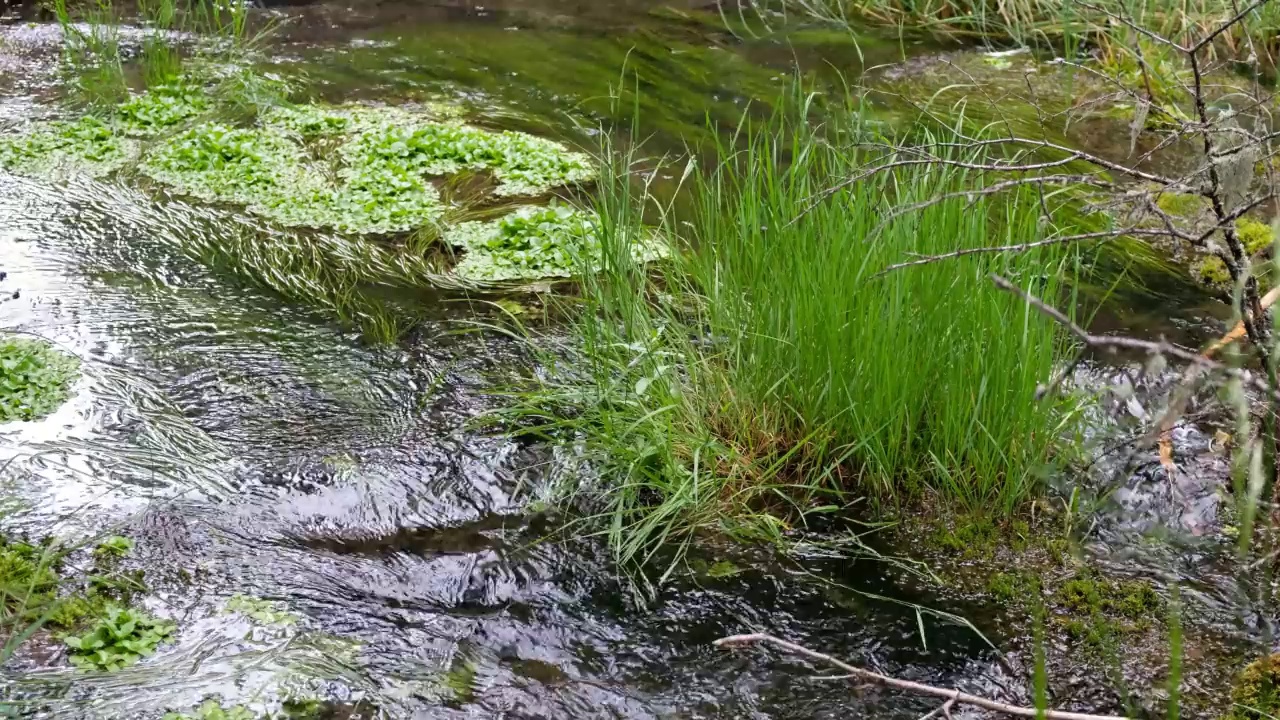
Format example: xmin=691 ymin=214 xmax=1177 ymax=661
xmin=506 ymin=107 xmax=1081 ymax=577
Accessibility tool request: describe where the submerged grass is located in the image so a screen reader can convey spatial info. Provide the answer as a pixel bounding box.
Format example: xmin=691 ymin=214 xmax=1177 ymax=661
xmin=508 ymin=105 xmax=1081 ymax=575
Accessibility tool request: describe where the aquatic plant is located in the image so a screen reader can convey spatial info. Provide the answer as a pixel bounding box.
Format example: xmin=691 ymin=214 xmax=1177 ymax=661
xmin=64 ymin=604 xmax=176 ymax=671
xmin=0 ymin=117 xmax=132 ymax=179
xmin=92 ymin=536 xmax=135 ymax=561
xmin=0 ymin=336 xmax=81 ymax=423
xmin=116 ymin=83 xmax=210 ymax=135
xmin=447 ymin=205 xmax=598 ymax=281
xmin=225 ymin=594 xmax=297 ymax=626
xmin=140 ymin=123 xmax=312 ymax=204
xmin=343 ymin=118 xmax=594 ymax=197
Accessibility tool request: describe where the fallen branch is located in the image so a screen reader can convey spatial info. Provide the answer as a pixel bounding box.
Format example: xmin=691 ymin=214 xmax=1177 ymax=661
xmin=714 ymin=633 xmax=1133 ymax=720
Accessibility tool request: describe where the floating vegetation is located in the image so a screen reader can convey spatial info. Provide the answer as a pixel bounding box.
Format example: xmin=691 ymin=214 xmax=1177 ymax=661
xmin=447 ymin=204 xmax=663 ymax=281
xmin=0 ymin=116 xmax=134 ymax=179
xmin=1 ymin=81 xmax=601 ymax=283
xmin=116 ymin=83 xmax=212 ymax=135
xmin=225 ymin=594 xmax=298 ymax=627
xmin=64 ymin=605 xmax=176 ymax=671
xmin=0 ymin=336 xmax=81 ymax=423
xmin=448 ymin=204 xmax=596 ymax=281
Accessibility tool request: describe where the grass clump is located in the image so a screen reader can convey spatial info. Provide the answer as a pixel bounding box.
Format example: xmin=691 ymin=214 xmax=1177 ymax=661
xmin=0 ymin=336 xmax=81 ymax=423
xmin=64 ymin=604 xmax=175 ymax=671
xmin=514 ymin=109 xmax=1079 ymax=573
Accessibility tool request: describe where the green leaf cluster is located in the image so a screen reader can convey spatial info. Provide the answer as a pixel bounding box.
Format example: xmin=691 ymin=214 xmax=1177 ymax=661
xmin=347 ymin=118 xmax=593 ymax=197
xmin=448 ymin=204 xmax=663 ymax=281
xmin=0 ymin=116 xmax=132 ymax=178
xmin=64 ymin=604 xmax=175 ymax=671
xmin=447 ymin=204 xmax=598 ymax=281
xmin=115 ymin=83 xmax=210 ymax=136
xmin=0 ymin=336 xmax=80 ymax=423
xmin=224 ymin=593 xmax=297 ymax=626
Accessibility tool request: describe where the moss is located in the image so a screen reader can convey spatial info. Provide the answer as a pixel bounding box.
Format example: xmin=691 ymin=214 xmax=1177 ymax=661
xmin=0 ymin=336 xmax=80 ymax=423
xmin=1236 ymin=217 xmax=1274 ymax=256
xmin=1194 ymin=255 xmax=1232 ymax=286
xmin=987 ymin=572 xmax=1021 ymax=601
xmin=1156 ymin=192 xmax=1206 ymax=217
xmin=932 ymin=515 xmax=1000 ymax=557
xmin=1228 ymin=654 xmax=1280 ymax=720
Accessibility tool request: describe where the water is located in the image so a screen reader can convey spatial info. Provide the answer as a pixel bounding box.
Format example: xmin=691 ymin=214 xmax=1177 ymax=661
xmin=0 ymin=1 xmax=1267 ymax=717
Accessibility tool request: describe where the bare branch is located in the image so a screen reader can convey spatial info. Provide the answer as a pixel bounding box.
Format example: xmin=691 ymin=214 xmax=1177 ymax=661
xmin=879 ymin=228 xmax=1191 ymax=274
xmin=990 ymin=275 xmax=1280 ymax=402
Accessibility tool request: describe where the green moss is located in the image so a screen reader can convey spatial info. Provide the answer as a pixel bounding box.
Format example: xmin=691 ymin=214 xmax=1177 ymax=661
xmin=1194 ymin=255 xmax=1232 ymax=286
xmin=0 ymin=336 xmax=81 ymax=423
xmin=1237 ymin=217 xmax=1274 ymax=255
xmin=1156 ymin=192 xmax=1206 ymax=217
xmin=931 ymin=515 xmax=1000 ymax=557
xmin=1230 ymin=654 xmax=1280 ymax=720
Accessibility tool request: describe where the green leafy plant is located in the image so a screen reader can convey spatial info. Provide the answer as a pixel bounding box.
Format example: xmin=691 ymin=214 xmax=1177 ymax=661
xmin=92 ymin=536 xmax=134 ymax=561
xmin=0 ymin=117 xmax=131 ymax=178
xmin=64 ymin=605 xmax=175 ymax=671
xmin=224 ymin=594 xmax=297 ymax=626
xmin=448 ymin=205 xmax=597 ymax=281
xmin=0 ymin=336 xmax=81 ymax=423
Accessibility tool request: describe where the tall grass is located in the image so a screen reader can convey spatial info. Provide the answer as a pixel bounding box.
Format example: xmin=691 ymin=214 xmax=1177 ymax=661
xmin=52 ymin=0 xmax=280 ymax=108
xmin=512 ymin=105 xmax=1081 ymax=576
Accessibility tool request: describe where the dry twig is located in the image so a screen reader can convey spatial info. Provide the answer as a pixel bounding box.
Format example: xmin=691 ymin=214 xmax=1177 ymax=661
xmin=715 ymin=633 xmax=1133 ymax=720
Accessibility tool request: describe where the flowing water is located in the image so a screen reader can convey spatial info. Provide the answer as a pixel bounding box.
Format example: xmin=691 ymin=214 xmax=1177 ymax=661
xmin=0 ymin=1 xmax=1268 ymax=718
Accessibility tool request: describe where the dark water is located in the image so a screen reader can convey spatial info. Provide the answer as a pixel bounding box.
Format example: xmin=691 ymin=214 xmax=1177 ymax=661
xmin=0 ymin=1 xmax=1268 ymax=718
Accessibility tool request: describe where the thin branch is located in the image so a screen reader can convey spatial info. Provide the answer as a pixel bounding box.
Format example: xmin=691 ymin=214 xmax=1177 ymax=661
xmin=715 ymin=633 xmax=1133 ymax=720
xmin=990 ymin=274 xmax=1280 ymax=402
xmin=878 ymin=228 xmax=1190 ymax=274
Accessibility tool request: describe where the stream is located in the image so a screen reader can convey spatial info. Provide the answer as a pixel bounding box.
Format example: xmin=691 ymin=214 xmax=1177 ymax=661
xmin=0 ymin=1 xmax=1270 ymax=717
